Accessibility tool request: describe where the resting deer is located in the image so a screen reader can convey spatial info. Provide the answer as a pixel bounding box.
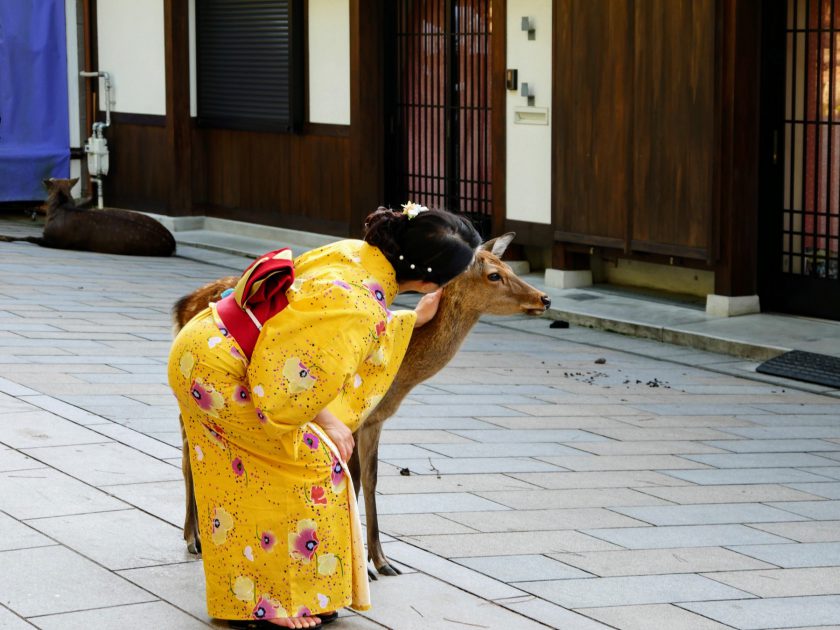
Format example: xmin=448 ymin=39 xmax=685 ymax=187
xmin=173 ymin=233 xmax=550 ymax=576
xmin=0 ymin=178 xmax=175 ymax=256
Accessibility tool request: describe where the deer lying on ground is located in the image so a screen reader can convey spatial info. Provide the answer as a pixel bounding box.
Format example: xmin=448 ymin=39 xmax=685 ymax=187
xmin=173 ymin=233 xmax=550 ymax=576
xmin=0 ymin=178 xmax=175 ymax=256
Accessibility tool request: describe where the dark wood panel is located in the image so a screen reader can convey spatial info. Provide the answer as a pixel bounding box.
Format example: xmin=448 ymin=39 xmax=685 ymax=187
xmin=632 ymin=0 xmax=715 ymax=252
xmin=192 ymin=127 xmax=351 ymax=235
xmin=107 ymin=122 xmax=171 ymax=211
xmin=554 ymin=0 xmax=633 ymax=242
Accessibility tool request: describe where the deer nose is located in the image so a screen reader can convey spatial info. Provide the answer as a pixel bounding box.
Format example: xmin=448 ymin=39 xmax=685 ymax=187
xmin=540 ymin=295 xmax=551 ymax=308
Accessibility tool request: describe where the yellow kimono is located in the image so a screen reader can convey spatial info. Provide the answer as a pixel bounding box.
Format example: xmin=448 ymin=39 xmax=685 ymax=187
xmin=167 ymin=240 xmax=416 ymax=621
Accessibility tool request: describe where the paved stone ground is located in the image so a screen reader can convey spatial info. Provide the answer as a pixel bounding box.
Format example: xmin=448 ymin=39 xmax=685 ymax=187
xmin=2 ymin=235 xmax=840 ymax=629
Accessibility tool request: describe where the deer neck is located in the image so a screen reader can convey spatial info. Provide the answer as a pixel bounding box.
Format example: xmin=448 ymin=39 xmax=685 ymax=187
xmin=412 ymin=286 xmax=481 ymax=355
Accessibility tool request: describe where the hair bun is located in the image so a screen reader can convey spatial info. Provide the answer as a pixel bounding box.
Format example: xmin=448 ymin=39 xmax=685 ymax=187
xmin=363 ymin=208 xmax=407 ymax=261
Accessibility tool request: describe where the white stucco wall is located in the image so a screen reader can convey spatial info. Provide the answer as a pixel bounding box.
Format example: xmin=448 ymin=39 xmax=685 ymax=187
xmin=96 ymin=0 xmax=166 ymax=115
xmin=506 ymin=0 xmax=552 ymax=224
xmin=307 ymin=0 xmax=350 ymax=125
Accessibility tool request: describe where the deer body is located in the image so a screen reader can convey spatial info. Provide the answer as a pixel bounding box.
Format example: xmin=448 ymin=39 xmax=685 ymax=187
xmin=0 ymin=178 xmax=175 ymax=257
xmin=175 ymin=234 xmax=550 ymax=575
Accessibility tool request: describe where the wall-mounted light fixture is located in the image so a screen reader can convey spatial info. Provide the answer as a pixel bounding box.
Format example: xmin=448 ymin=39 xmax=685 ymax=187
xmin=520 ymin=82 xmax=534 ymax=106
xmin=521 ymin=16 xmax=535 ymax=40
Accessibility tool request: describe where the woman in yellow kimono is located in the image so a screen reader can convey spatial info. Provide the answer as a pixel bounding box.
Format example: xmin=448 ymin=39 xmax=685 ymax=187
xmin=168 ymin=206 xmax=481 ymax=628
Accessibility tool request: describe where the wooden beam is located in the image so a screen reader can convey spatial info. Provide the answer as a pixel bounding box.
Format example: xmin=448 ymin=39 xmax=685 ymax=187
xmin=164 ymin=0 xmax=193 ymax=215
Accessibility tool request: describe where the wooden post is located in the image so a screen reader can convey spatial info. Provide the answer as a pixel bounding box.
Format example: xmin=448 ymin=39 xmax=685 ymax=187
xmin=164 ymin=0 xmax=193 ymax=215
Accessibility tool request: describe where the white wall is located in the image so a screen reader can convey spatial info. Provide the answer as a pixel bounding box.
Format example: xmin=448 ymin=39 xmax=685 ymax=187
xmin=96 ymin=0 xmax=166 ymax=115
xmin=307 ymin=0 xmax=350 ymax=125
xmin=506 ymin=0 xmax=552 ymax=224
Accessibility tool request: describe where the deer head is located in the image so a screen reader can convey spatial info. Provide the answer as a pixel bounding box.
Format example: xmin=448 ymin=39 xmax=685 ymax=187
xmin=443 ymin=232 xmax=550 ymax=317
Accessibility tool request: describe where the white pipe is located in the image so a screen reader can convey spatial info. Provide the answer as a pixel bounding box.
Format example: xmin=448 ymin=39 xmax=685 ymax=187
xmin=80 ymin=71 xmax=111 ymax=136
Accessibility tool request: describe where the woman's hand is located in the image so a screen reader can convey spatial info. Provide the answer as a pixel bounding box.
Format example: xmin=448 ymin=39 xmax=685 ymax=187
xmin=312 ymin=409 xmax=355 ymax=461
xmin=414 ymin=290 xmax=442 ymax=328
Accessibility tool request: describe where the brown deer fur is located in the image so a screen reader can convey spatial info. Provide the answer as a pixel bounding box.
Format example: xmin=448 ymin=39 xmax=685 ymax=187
xmin=173 ymin=233 xmax=550 ymax=575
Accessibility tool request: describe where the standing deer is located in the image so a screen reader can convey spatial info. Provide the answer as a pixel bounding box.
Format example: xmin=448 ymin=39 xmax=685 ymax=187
xmin=173 ymin=233 xmax=550 ymax=576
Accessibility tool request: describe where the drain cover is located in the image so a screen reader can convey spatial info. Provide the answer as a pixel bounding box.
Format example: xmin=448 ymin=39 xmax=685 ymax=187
xmin=756 ymin=350 xmax=840 ymax=389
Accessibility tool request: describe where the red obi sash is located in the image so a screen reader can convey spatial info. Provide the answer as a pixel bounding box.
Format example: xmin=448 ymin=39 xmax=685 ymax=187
xmin=215 ymin=248 xmax=295 ymax=360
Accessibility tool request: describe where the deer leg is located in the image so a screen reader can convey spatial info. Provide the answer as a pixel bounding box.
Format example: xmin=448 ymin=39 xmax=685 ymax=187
xmin=358 ymin=421 xmax=401 ymax=577
xmin=181 ymin=416 xmax=201 ymax=554
xmin=347 ymin=439 xmax=362 ymax=501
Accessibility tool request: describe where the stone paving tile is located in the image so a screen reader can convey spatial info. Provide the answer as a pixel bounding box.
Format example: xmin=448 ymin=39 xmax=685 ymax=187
xmin=578 ymin=603 xmax=736 ymax=630
xmin=508 ymin=404 xmax=648 ymax=416
xmin=801 ymin=466 xmax=840 ymax=480
xmin=29 ymin=601 xmax=211 ymax=630
xmin=0 ymin=467 xmax=129 ymax=519
xmin=117 ymin=561 xmax=210 ymax=623
xmin=373 ymin=472 xmax=538 ymax=494
xmin=0 ymin=546 xmax=154 ymax=617
xmin=583 ymin=524 xmax=791 ymax=549
xmin=550 ymin=546 xmax=774 ymax=577
xmin=89 ymin=423 xmax=182 ymax=460
xmin=449 ymin=428 xmax=612 ymax=443
xmin=455 ymin=554 xmax=592 ymax=582
xmin=684 ymin=452 xmax=840 ymax=468
xmin=417 ymin=441 xmax=590 ymax=458
xmin=536 ymin=454 xmax=710 ymax=471
xmin=499 ymin=596 xmax=614 ymax=630
xmin=631 ymin=403 xmax=770 ymax=416
xmin=724 ymin=426 xmax=840 ymax=439
xmin=682 ymin=595 xmax=840 ymax=629
xmin=749 ymin=520 xmax=840 ymax=542
xmin=0 ymin=411 xmax=112 ymax=449
xmin=638 ymin=484 xmax=825 ymax=504
xmin=363 ymin=492 xmax=511 ymax=515
xmin=702 ymin=567 xmax=840 ymax=597
xmin=612 ymin=503 xmax=809 ymax=526
xmin=614 ymin=415 xmax=757 ymax=428
xmin=562 ymin=441 xmax=732 ymax=456
xmin=765 ymin=500 xmax=840 ymax=520
xmin=786 ymin=481 xmax=840 ymax=499
xmin=384 ymin=416 xmax=502 ymax=430
xmin=509 ymin=470 xmax=688 ymax=489
xmin=103 ymin=480 xmax=186 ymax=528
xmin=16 ymin=395 xmax=109 ymax=425
xmin=730 ymin=542 xmax=840 ymax=567
xmin=0 ymin=606 xmax=35 ymax=629
xmin=382 ymin=539 xmax=525 ymax=600
xmin=476 ymin=415 xmax=634 ymax=429
xmin=20 ymin=442 xmax=182 ymax=486
xmin=753 ymin=403 xmax=840 ymax=415
xmin=26 ymin=508 xmax=192 ymax=570
xmin=590 ymin=427 xmax=738 ymax=442
xmin=0 ymin=512 xmax=55 ymax=552
xmin=408 ymin=394 xmax=539 ymax=406
xmin=375 ymin=513 xmax=478 ymax=536
xmin=428 ymin=383 xmax=562 ymax=395
xmin=375 ymin=444 xmax=442 ymax=460
xmin=378 ymin=429 xmax=473 ymax=444
xmin=660 ymin=467 xmax=835 ymax=485
xmin=358 ymin=572 xmax=545 ymax=630
xmin=442 ymin=508 xmax=647 ymax=532
xmin=704 ymin=438 xmax=840 ymax=452
xmin=0 ymin=448 xmax=45 ymax=473
xmin=476 ymin=488 xmax=672 ymax=509
xmin=513 ymin=573 xmax=753 ymax=608
xmin=405 ymin=530 xmax=621 ymax=557
xmin=380 ymin=456 xmax=562 ymax=475
xmin=738 ymin=414 xmax=840 ymax=426
xmin=395 ymin=404 xmax=526 ymax=417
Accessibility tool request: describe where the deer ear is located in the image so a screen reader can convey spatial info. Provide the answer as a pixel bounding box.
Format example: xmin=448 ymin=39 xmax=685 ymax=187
xmin=43 ymin=178 xmax=52 ymax=189
xmin=69 ymin=177 xmax=80 ymax=188
xmin=482 ymin=232 xmax=516 ymax=257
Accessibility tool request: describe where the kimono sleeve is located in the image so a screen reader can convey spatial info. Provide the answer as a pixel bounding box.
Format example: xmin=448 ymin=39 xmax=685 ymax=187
xmin=246 ymin=291 xmax=378 ymax=437
xmin=325 ymin=308 xmax=417 ymax=433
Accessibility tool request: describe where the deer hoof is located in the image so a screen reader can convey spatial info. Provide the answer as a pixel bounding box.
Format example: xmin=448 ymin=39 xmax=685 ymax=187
xmin=187 ymin=540 xmax=201 ymax=555
xmin=367 ymin=567 xmax=378 ymax=581
xmin=376 ymin=562 xmax=403 ymax=577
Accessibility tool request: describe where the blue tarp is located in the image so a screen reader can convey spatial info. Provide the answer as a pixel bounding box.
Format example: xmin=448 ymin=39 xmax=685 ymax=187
xmin=0 ymin=0 xmax=70 ymax=201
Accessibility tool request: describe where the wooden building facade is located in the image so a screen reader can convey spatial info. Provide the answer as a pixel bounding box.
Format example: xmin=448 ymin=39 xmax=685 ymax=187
xmin=80 ymin=0 xmax=840 ymax=320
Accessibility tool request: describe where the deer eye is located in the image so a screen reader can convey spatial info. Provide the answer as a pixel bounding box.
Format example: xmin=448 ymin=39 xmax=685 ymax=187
xmin=488 ymin=272 xmax=502 ymax=282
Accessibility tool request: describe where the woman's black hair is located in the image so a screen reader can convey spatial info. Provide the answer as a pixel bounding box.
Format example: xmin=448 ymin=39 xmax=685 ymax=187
xmin=363 ymin=206 xmax=482 ymax=285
